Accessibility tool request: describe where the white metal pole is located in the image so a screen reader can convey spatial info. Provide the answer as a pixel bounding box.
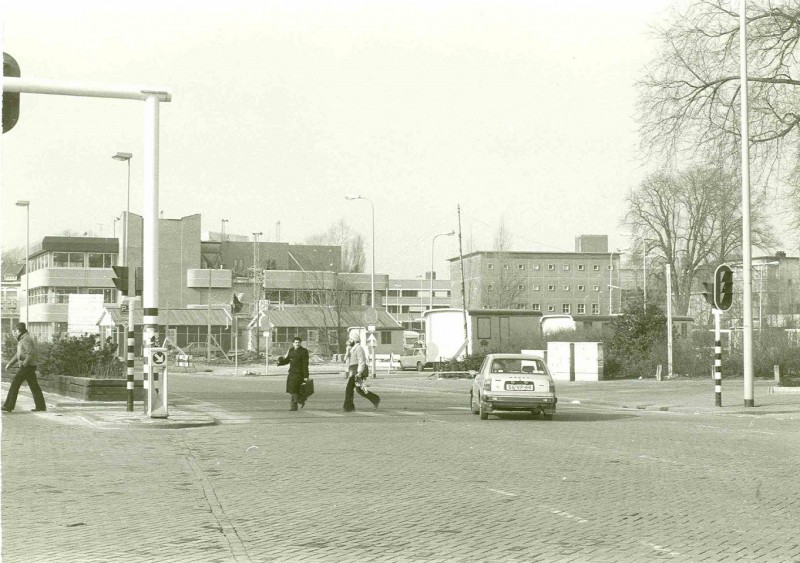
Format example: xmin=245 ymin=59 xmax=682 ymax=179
xmin=142 ymin=95 xmax=160 ymax=359
xmin=740 ymin=0 xmax=755 ymax=407
xmin=666 ymin=264 xmax=673 ymax=378
xmin=24 ymin=205 xmax=29 ymax=324
xmin=608 ymin=251 xmax=614 ymax=314
xmin=430 ymin=238 xmax=435 ymax=310
xmin=369 ymin=199 xmax=376 ymax=379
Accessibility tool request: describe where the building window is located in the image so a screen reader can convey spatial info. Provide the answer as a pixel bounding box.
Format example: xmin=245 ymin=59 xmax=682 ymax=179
xmin=563 ymin=285 xmax=570 ymax=291
xmin=548 ymin=264 xmax=555 ymax=271
xmin=477 ymin=317 xmax=491 ymax=339
xmin=563 ymin=265 xmax=570 ymax=271
xmin=577 ymin=303 xmax=586 ymax=314
xmin=518 ymin=284 xmax=525 ymax=290
xmin=515 ymin=303 xmax=526 ymax=310
xmin=592 ymin=303 xmax=600 ymax=315
xmin=593 ymin=265 xmax=600 ymax=271
xmin=531 ymin=303 xmax=541 ymax=312
xmin=533 ymin=285 xmax=540 ymax=291
xmin=504 ymin=264 xmax=509 ymax=270
xmin=578 ymin=264 xmax=585 ymax=271
xmin=518 ymin=264 xmax=525 ymax=270
xmin=563 ymin=304 xmax=571 ymax=314
xmin=534 ymin=264 xmax=540 ymax=270
xmin=53 ymin=252 xmax=85 ymax=268
xmin=548 ymin=285 xmax=555 ymax=291
xmin=307 ymin=329 xmax=319 ymax=342
xmin=608 ymin=265 xmax=613 ymax=270
xmin=488 ymin=263 xmax=494 ymax=270
xmin=547 ymin=305 xmax=555 ymax=312
xmin=487 ymin=284 xmax=494 ymax=291
xmin=578 ymin=285 xmax=585 ymax=291
xmin=593 ymin=285 xmax=600 ymax=292
xmin=296 ymin=290 xmax=313 ymax=305
xmin=380 ymin=331 xmax=392 ymax=345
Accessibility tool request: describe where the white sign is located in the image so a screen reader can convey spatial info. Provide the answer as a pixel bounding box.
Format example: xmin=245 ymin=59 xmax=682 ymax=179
xmin=367 ymin=334 xmax=377 ymax=345
xmin=367 ymin=325 xmax=376 ymax=333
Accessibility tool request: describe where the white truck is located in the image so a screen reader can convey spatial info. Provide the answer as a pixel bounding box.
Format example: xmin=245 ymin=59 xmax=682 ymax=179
xmin=423 ymin=308 xmax=472 ymax=366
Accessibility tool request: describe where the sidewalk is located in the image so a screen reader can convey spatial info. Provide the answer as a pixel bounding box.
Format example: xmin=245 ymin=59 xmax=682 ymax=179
xmin=0 ymin=381 xmax=217 ymax=429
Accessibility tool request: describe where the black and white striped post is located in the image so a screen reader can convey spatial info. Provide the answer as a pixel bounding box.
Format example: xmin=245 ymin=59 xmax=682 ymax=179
xmin=713 ymin=308 xmax=722 ymax=407
xmin=126 ymin=298 xmax=135 ymax=411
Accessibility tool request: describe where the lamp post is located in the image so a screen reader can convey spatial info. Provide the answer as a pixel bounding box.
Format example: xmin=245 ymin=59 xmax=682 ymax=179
xmin=112 ymin=152 xmax=133 ymax=273
xmin=608 ymin=248 xmax=627 ymax=315
xmin=252 ymin=232 xmax=263 ymax=355
xmin=430 ymin=231 xmax=455 ymax=310
xmin=221 ymin=219 xmax=228 ymax=242
xmin=113 ymin=216 xmax=120 ymax=239
xmin=345 ymin=195 xmax=375 ymax=308
xmin=16 ymin=200 xmax=30 ymax=324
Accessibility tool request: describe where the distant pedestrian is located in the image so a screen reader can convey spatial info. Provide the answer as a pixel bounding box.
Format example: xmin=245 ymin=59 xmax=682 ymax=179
xmin=277 ymin=336 xmax=310 ymax=411
xmin=2 ymin=322 xmax=47 ymax=413
xmin=343 ymin=339 xmax=379 ymax=412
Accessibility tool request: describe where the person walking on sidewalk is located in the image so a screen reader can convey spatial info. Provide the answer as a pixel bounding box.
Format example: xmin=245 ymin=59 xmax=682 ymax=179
xmin=277 ymin=336 xmax=310 ymax=411
xmin=343 ymin=338 xmax=380 ymax=412
xmin=3 ymin=322 xmax=46 ymax=413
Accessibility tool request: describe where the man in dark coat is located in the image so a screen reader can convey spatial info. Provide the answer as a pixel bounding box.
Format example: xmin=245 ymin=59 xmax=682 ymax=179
xmin=3 ymin=322 xmax=47 ymax=412
xmin=278 ymin=336 xmax=310 ymax=411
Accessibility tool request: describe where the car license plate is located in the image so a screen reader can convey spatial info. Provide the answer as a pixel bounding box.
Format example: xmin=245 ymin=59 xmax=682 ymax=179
xmin=505 ymin=383 xmax=534 ymax=391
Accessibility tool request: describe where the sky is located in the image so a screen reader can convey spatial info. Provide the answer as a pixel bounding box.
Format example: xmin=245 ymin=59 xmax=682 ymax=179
xmin=1 ymin=0 xmax=694 ymax=279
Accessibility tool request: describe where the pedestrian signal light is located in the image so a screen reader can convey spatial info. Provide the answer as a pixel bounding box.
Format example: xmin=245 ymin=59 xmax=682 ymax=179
xmin=714 ymin=264 xmax=734 ymax=311
xmin=232 ymin=293 xmax=244 ymax=314
xmin=112 ymin=266 xmax=129 ymax=296
xmin=134 ymin=267 xmax=143 ymax=297
xmin=702 ymin=282 xmax=715 ymax=307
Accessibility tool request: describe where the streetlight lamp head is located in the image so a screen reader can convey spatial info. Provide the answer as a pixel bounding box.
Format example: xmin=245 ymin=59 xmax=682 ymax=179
xmin=112 ymin=152 xmax=133 ymax=161
xmin=345 ymin=195 xmax=363 ymax=201
xmin=15 ymin=200 xmax=30 ymax=207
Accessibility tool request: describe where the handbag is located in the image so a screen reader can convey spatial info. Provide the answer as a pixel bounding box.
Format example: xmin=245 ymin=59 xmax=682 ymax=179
xmin=300 ymin=378 xmax=315 ymax=399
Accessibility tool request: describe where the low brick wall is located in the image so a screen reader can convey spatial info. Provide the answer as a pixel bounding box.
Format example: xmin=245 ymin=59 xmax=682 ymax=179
xmin=2 ymin=371 xmax=145 ymax=402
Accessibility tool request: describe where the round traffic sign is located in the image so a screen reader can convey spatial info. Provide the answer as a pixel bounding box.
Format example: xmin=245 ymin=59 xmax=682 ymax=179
xmin=363 ymin=307 xmax=378 ymax=325
xmin=152 ymin=351 xmax=166 ymax=366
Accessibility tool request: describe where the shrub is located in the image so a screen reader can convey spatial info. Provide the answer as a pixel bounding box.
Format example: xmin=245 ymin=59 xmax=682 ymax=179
xmin=39 ymin=334 xmax=123 ymax=378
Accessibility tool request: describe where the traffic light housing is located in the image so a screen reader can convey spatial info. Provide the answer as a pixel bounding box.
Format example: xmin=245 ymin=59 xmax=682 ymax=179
xmin=702 ymin=282 xmax=715 ymax=306
xmin=232 ymin=293 xmax=244 ymax=314
xmin=134 ymin=267 xmax=143 ymax=297
xmin=714 ymin=264 xmax=733 ymax=311
xmin=112 ymin=266 xmax=129 ymax=296
xmin=3 ymin=53 xmax=20 ymax=133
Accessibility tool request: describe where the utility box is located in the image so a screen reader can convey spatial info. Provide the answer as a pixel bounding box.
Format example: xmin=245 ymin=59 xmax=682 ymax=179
xmin=543 ymin=341 xmax=604 ymax=382
xmin=144 ymin=347 xmax=169 ymax=418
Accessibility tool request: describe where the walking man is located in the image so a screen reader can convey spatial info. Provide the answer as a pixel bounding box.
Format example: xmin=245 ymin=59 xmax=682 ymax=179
xmin=3 ymin=322 xmax=47 ymax=412
xmin=278 ymin=336 xmax=310 ymax=411
xmin=343 ymin=338 xmax=380 ymax=412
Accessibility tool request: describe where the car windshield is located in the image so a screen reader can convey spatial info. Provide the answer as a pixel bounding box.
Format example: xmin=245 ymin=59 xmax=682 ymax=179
xmin=490 ymin=359 xmax=546 ymax=374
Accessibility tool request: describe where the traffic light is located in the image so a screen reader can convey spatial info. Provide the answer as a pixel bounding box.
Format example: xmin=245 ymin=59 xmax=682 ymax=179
xmin=232 ymin=293 xmax=244 ymax=314
xmin=702 ymin=282 xmax=715 ymax=306
xmin=714 ymin=264 xmax=734 ymax=311
xmin=134 ymin=267 xmax=143 ymax=297
xmin=3 ymin=53 xmax=21 ymax=134
xmin=112 ymin=266 xmax=129 ymax=296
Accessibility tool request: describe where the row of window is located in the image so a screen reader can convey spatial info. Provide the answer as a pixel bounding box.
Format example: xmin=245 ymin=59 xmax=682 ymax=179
xmin=28 ymin=287 xmax=116 ymax=305
xmin=503 ymin=303 xmax=601 ymax=315
xmin=488 ymin=263 xmax=613 ymax=272
xmin=27 ymin=252 xmax=118 ymax=273
xmin=487 ymin=284 xmax=607 ymax=292
xmin=271 ymin=327 xmax=391 ymax=345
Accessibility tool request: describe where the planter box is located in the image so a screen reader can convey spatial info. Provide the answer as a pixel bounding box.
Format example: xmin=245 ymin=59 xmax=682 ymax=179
xmin=2 ymin=371 xmax=145 ymax=402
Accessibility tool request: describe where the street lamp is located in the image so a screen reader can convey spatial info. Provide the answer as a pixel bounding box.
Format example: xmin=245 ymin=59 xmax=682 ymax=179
xmin=608 ymin=248 xmax=628 ymax=315
xmin=345 ymin=195 xmax=375 ymax=308
xmin=15 ymin=200 xmax=30 ymax=324
xmin=112 ymin=152 xmax=133 ymax=270
xmin=430 ymin=231 xmax=455 ymax=310
xmin=221 ymin=218 xmax=229 ymax=242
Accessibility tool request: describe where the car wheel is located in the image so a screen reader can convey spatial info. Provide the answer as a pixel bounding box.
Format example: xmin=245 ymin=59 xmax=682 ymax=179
xmin=470 ymin=391 xmax=479 ymax=414
xmin=479 ymin=399 xmax=489 ymax=420
xmin=416 ymin=361 xmax=423 ymax=372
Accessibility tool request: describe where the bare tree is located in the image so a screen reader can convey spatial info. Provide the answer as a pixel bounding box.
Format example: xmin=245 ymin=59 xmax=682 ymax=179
xmin=484 ymin=217 xmax=524 ymax=309
xmin=637 ymin=0 xmax=800 ymax=225
xmin=1 ymin=246 xmax=26 ymax=264
xmin=305 ymin=219 xmax=366 ymax=273
xmin=624 ymin=166 xmax=775 ymax=315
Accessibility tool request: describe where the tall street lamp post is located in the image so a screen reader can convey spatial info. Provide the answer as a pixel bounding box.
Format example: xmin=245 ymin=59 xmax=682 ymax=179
xmin=430 ymin=231 xmax=455 ymax=310
xmin=345 ymin=195 xmax=375 ymax=308
xmin=221 ymin=218 xmax=228 ymax=242
xmin=16 ymin=200 xmax=30 ymax=324
xmin=622 ymin=232 xmax=648 ymax=311
xmin=112 ymin=152 xmax=133 ymax=275
xmin=113 ymin=215 xmax=120 ymax=239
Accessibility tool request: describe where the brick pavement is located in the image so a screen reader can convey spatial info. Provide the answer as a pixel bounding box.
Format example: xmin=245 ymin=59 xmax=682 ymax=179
xmin=3 ymin=373 xmax=800 ymax=562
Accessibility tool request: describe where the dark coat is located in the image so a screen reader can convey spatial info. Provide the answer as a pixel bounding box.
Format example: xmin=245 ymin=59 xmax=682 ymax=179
xmin=279 ymin=345 xmax=309 ymax=394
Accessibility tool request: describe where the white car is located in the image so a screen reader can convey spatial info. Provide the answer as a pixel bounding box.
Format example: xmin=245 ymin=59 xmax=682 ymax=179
xmin=469 ymin=353 xmax=557 ymax=420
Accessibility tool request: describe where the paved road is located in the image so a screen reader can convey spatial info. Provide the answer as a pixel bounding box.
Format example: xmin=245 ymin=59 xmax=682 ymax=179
xmin=3 ymin=373 xmax=800 ymax=562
